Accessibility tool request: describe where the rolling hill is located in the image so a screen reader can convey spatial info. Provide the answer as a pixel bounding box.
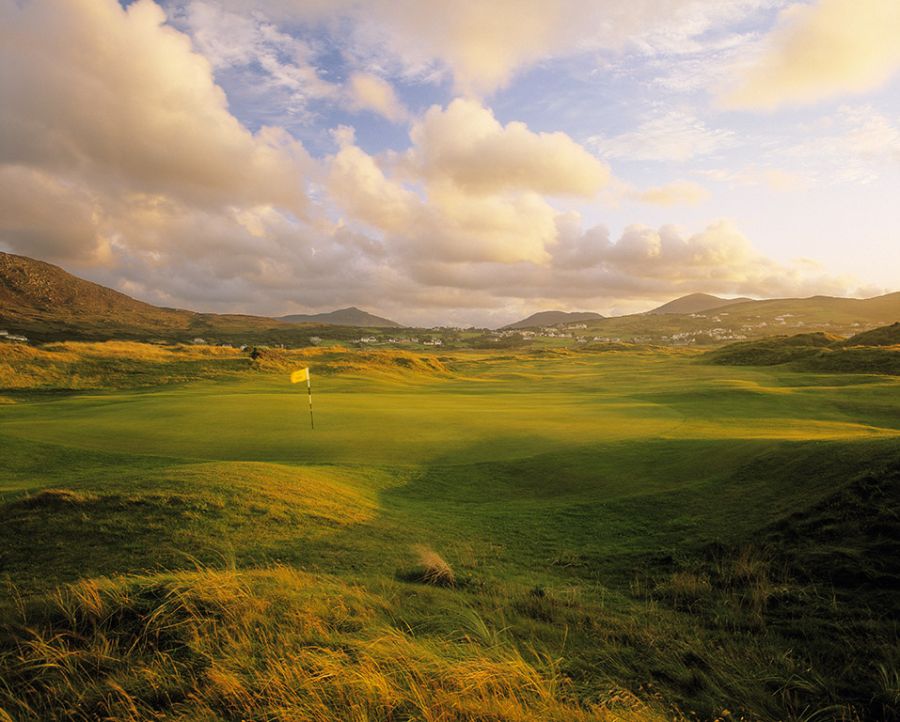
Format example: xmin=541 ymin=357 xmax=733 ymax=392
xmin=0 ymin=252 xmax=384 ymax=343
xmin=502 ymin=310 xmax=605 ymax=330
xmin=648 ymin=293 xmax=753 ymax=315
xmin=278 ymin=307 xmax=401 ymax=327
xmin=705 ymin=323 xmax=900 ymax=374
xmin=574 ymin=292 xmax=900 ymax=346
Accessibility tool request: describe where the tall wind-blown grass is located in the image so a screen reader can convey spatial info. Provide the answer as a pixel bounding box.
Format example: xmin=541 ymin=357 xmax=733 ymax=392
xmin=0 ymin=566 xmax=667 ymax=721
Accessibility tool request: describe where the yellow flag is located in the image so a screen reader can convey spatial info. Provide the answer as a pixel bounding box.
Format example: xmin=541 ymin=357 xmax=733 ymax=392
xmin=290 ymin=367 xmax=309 ymax=384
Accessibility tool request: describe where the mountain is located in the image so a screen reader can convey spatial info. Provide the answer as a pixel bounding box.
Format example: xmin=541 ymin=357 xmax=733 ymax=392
xmin=0 ymin=251 xmax=194 ymax=337
xmin=278 ymin=307 xmax=401 ymax=328
xmin=0 ymin=252 xmax=389 ymax=343
xmin=502 ymin=311 xmax=604 ymax=330
xmin=648 ymin=293 xmax=753 ymax=315
xmin=551 ymin=292 xmax=900 ymax=346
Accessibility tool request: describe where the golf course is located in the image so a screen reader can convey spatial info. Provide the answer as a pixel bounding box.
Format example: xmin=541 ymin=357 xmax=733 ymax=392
xmin=1 ymin=342 xmax=898 ymax=720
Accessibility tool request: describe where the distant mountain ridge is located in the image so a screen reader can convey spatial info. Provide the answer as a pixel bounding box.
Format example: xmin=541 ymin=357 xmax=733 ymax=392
xmin=502 ymin=311 xmax=605 ymax=330
xmin=648 ymin=293 xmax=753 ymax=315
xmin=0 ymin=251 xmax=397 ymax=341
xmin=279 ymin=307 xmax=401 ymax=328
xmin=2 ymin=251 xmax=897 ymax=344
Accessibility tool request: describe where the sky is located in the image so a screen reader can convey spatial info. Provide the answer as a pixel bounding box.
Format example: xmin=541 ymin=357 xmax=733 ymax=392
xmin=1 ymin=0 xmax=898 ymax=327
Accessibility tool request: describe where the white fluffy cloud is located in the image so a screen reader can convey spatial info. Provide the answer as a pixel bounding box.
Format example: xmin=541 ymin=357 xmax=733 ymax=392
xmin=546 ymin=219 xmax=854 ymax=300
xmin=406 ymin=99 xmax=610 ymax=196
xmin=0 ymin=0 xmax=313 ymax=215
xmin=327 ymin=121 xmax=562 ymax=265
xmin=724 ymin=0 xmax=900 ymax=109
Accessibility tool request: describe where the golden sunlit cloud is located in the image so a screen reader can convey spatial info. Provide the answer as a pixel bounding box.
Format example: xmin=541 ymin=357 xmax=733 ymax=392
xmin=347 ymin=73 xmax=409 ymax=123
xmin=406 ymin=99 xmax=610 ymax=196
xmin=724 ymin=0 xmax=900 ymax=109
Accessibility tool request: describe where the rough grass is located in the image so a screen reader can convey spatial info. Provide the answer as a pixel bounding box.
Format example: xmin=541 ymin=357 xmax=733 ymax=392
xmin=403 ymin=546 xmax=457 ymax=587
xmin=252 ymin=346 xmax=451 ymax=379
xmin=0 ymin=566 xmax=668 ymax=722
xmin=0 ymin=341 xmax=250 ymax=389
xmin=0 ymin=342 xmax=451 ymax=391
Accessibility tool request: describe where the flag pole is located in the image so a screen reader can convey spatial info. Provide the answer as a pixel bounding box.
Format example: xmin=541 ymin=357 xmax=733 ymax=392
xmin=306 ymin=371 xmax=314 ymax=430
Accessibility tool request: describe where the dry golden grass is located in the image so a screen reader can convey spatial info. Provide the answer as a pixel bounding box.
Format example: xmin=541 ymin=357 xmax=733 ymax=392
xmin=412 ymin=545 xmax=457 ymax=587
xmin=0 ymin=566 xmax=669 ymax=721
xmin=0 ymin=341 xmax=452 ymax=390
xmin=0 ymin=341 xmax=248 ymax=389
xmin=252 ymin=345 xmax=451 ymax=379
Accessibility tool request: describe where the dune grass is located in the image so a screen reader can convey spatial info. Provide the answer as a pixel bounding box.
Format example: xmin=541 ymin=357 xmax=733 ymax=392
xmin=0 ymin=565 xmax=670 ymax=722
xmin=0 ymin=342 xmax=898 ymax=719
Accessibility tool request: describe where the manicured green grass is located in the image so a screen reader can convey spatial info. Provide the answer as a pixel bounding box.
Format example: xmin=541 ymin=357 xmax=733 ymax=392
xmin=0 ymin=345 xmax=898 ymax=720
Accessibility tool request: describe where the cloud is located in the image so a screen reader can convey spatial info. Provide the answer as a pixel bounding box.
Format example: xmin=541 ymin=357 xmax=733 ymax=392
xmin=326 ymin=129 xmax=559 ymax=265
xmin=382 ymin=219 xmax=855 ymax=320
xmin=406 ymin=99 xmax=610 ymax=195
xmin=698 ymin=166 xmax=809 ymax=192
xmin=0 ymin=0 xmax=314 ymax=217
xmin=327 ymin=141 xmax=417 ymax=234
xmin=0 ymin=166 xmax=106 ymax=263
xmin=546 ymin=219 xmax=854 ymax=299
xmin=0 ymin=0 xmax=865 ymax=326
xmin=779 ymin=105 xmax=900 ymax=184
xmin=325 ymin=98 xmax=610 ymax=266
xmin=589 ymin=110 xmax=735 ymax=162
xmin=724 ymin=0 xmax=900 ymax=109
xmin=631 ymin=180 xmax=709 ymax=206
xmin=202 ymin=0 xmax=779 ymax=96
xmin=179 ymin=0 xmax=339 ymax=122
xmin=0 ymin=0 xmax=368 ymax=314
xmin=347 ymin=73 xmax=409 ymax=122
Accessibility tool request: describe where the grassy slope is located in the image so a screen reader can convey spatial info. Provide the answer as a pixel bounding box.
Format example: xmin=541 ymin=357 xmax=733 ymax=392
xmin=0 ymin=344 xmax=898 ymax=720
xmin=705 ymin=327 xmax=900 ymax=374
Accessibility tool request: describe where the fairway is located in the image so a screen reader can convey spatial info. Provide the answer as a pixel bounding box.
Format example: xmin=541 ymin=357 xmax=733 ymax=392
xmin=1 ymin=347 xmax=898 ymax=720
xmin=3 ymin=351 xmax=897 ymax=466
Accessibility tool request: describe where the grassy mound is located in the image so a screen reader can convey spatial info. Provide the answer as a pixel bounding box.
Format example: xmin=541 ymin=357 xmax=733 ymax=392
xmin=251 ymin=346 xmax=450 ymax=379
xmin=706 ymin=328 xmax=900 ymax=374
xmin=0 ymin=567 xmax=665 ymax=722
xmin=0 ymin=462 xmax=379 ymax=590
xmin=0 ymin=342 xmax=251 ymax=390
xmin=704 ymin=332 xmax=841 ymax=366
xmin=845 ymin=322 xmax=900 ymax=347
xmin=0 ymin=342 xmax=452 ymax=392
xmin=802 ymin=346 xmax=900 ymax=375
xmin=629 ymin=460 xmax=900 ymax=720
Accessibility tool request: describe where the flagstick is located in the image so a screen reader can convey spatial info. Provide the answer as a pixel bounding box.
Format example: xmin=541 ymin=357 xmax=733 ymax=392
xmin=306 ymin=374 xmax=315 ymax=430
